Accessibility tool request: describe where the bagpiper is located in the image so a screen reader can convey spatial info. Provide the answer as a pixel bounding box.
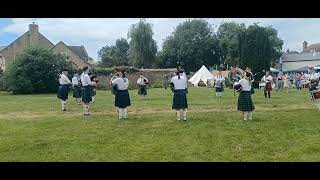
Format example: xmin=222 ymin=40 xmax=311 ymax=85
xmin=57 ymin=69 xmax=71 ymax=111
xmin=81 ymin=67 xmax=95 ymax=116
xmin=214 ymin=70 xmax=225 ymax=98
xmin=72 ymin=70 xmax=82 ymax=105
xmin=170 ymin=70 xmax=188 ymax=121
xmin=137 ymin=73 xmax=149 ymax=98
xmin=261 ymin=71 xmax=273 ymax=99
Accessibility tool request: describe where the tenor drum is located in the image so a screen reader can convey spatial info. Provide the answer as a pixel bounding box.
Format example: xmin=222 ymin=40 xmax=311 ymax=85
xmin=311 ymin=90 xmax=320 ymax=100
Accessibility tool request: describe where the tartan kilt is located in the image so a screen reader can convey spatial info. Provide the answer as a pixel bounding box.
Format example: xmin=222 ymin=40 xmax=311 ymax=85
xmin=57 ymin=85 xmax=69 ymax=100
xmin=172 ymin=89 xmax=188 ymax=110
xmin=115 ymin=90 xmax=131 ymax=108
xmin=238 ymin=91 xmax=255 ymax=112
xmin=215 ymin=85 xmax=224 ymax=92
xmin=265 ymin=82 xmax=272 ymax=91
xmin=82 ymin=86 xmax=92 ymax=103
xmin=73 ymin=85 xmax=82 ymax=98
xmin=92 ymin=86 xmax=96 ymax=96
xmin=138 ymin=85 xmax=147 ymax=95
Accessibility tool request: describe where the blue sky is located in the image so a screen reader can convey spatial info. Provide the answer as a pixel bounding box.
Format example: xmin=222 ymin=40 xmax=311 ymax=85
xmin=0 ymin=18 xmax=319 ymax=60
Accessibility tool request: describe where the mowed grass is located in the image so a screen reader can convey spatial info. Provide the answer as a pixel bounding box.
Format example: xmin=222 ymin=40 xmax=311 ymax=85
xmin=0 ymin=87 xmax=319 ymax=162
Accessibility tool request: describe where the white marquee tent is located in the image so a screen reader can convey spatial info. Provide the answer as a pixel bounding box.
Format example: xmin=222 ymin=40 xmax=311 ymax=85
xmin=188 ymin=65 xmax=215 ymax=86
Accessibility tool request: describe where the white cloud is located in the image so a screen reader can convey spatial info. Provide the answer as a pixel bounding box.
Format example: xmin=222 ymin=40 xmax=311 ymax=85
xmin=2 ymin=18 xmax=320 ymax=60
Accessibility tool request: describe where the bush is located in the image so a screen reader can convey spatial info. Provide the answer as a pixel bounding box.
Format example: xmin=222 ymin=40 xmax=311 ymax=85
xmin=5 ymin=45 xmax=74 ymax=94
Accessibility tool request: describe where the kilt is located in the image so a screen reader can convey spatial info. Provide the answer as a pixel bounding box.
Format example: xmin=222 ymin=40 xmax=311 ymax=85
xmin=57 ymin=85 xmax=69 ymax=101
xmin=115 ymin=90 xmax=131 ymax=108
xmin=238 ymin=91 xmax=255 ymax=112
xmin=215 ymin=85 xmax=224 ymax=92
xmin=172 ymin=89 xmax=188 ymax=110
xmin=73 ymin=85 xmax=82 ymax=98
xmin=92 ymin=86 xmax=96 ymax=96
xmin=82 ymin=86 xmax=92 ymax=103
xmin=265 ymin=82 xmax=272 ymax=91
xmin=138 ymin=85 xmax=147 ymax=96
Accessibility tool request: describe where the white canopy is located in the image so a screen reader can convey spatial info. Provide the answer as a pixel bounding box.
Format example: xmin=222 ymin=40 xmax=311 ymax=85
xmin=188 ymin=65 xmax=215 ymax=86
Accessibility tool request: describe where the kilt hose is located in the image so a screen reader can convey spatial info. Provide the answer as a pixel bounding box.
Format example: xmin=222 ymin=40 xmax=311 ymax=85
xmin=115 ymin=90 xmax=131 ymax=108
xmin=82 ymin=86 xmax=92 ymax=103
xmin=73 ymin=85 xmax=82 ymax=98
xmin=57 ymin=84 xmax=70 ymax=101
xmin=92 ymin=86 xmax=96 ymax=96
xmin=265 ymin=82 xmax=272 ymax=91
xmin=138 ymin=85 xmax=147 ymax=96
xmin=238 ymin=91 xmax=255 ymax=112
xmin=172 ymin=89 xmax=188 ymax=110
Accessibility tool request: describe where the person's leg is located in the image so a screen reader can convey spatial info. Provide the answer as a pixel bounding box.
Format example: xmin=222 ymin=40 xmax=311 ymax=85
xmin=87 ymin=103 xmax=91 ymax=115
xmin=264 ymin=90 xmax=267 ymax=98
xmin=268 ymin=91 xmax=271 ymax=98
xmin=83 ymin=103 xmax=88 ymax=115
xmin=118 ymin=108 xmax=123 ymax=119
xmin=243 ymin=112 xmax=248 ymax=121
xmin=248 ymin=111 xmax=252 ymax=120
xmin=123 ymin=108 xmax=128 ymax=119
xmin=92 ymin=95 xmax=95 ymax=103
xmin=61 ymin=100 xmax=66 ymax=111
xmin=176 ymin=110 xmax=181 ymax=120
xmin=182 ymin=109 xmax=187 ymax=121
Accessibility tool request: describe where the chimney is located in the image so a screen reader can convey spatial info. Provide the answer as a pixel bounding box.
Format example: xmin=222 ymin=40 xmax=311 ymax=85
xmin=29 ymin=23 xmax=39 ymax=45
xmin=303 ymin=41 xmax=308 ymax=52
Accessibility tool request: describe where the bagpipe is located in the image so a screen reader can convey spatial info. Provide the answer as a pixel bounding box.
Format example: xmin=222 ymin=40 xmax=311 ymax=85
xmin=143 ymin=78 xmax=149 ymax=85
xmin=90 ymin=75 xmax=99 ymax=83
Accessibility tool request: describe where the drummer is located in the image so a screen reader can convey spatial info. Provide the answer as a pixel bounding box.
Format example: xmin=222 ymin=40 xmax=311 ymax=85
xmin=309 ymin=79 xmax=320 ymax=110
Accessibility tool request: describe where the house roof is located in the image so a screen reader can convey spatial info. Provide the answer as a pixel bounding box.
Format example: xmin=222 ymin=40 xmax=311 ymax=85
xmin=0 ymin=46 xmax=6 ymax=51
xmin=68 ymin=46 xmax=89 ymax=60
xmin=308 ymin=43 xmax=320 ymax=49
xmin=282 ymin=52 xmax=320 ymax=62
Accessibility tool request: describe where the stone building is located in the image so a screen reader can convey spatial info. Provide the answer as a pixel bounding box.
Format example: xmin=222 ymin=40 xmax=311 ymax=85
xmin=0 ymin=23 xmax=91 ymax=72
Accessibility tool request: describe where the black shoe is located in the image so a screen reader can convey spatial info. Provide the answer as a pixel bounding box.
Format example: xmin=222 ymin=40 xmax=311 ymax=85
xmin=62 ymin=109 xmax=67 ymax=111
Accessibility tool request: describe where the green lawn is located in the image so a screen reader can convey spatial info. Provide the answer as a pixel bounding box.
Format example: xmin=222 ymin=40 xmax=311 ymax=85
xmin=0 ymin=87 xmax=318 ymax=162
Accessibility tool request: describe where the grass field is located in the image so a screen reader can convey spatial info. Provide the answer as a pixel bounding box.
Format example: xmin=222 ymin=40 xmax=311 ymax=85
xmin=0 ymin=87 xmax=319 ymax=162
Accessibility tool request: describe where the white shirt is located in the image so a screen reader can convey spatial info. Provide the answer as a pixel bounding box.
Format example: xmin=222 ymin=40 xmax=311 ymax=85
xmin=81 ymin=73 xmax=93 ymax=86
xmin=72 ymin=76 xmax=79 ymax=86
xmin=59 ymin=74 xmax=71 ymax=85
xmin=137 ymin=77 xmax=148 ymax=85
xmin=261 ymin=75 xmax=273 ymax=83
xmin=234 ymin=79 xmax=251 ymax=91
xmin=214 ymin=75 xmax=225 ymax=87
xmin=170 ymin=75 xmax=188 ymax=90
xmin=112 ymin=77 xmax=129 ymax=90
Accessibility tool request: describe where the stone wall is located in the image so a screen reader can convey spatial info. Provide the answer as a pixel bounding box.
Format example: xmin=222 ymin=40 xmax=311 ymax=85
xmin=96 ymin=68 xmax=177 ymax=90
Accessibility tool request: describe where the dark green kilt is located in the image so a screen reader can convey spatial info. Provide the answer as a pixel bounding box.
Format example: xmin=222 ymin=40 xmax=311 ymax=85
xmin=215 ymin=85 xmax=224 ymax=92
xmin=92 ymin=86 xmax=96 ymax=96
xmin=82 ymin=86 xmax=92 ymax=103
xmin=172 ymin=89 xmax=188 ymax=110
xmin=238 ymin=91 xmax=255 ymax=112
xmin=73 ymin=85 xmax=82 ymax=98
xmin=57 ymin=85 xmax=69 ymax=101
xmin=138 ymin=85 xmax=147 ymax=96
xmin=115 ymin=90 xmax=131 ymax=108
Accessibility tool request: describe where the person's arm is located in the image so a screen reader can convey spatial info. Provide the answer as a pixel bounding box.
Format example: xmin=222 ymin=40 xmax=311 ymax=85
xmin=63 ymin=75 xmax=71 ymax=84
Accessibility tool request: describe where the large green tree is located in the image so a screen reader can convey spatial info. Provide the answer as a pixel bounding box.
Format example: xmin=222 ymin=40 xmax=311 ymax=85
xmin=97 ymin=38 xmax=130 ymax=67
xmin=216 ymin=22 xmax=246 ymax=67
xmin=160 ymin=19 xmax=220 ymax=73
xmin=238 ymin=23 xmax=283 ymax=80
xmin=5 ymin=45 xmax=73 ymax=94
xmin=127 ymin=19 xmax=157 ymax=68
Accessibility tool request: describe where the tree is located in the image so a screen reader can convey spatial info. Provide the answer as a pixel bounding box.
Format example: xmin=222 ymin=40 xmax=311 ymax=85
xmin=127 ymin=19 xmax=157 ymax=68
xmin=5 ymin=45 xmax=74 ymax=94
xmin=216 ymin=22 xmax=246 ymax=67
xmin=160 ymin=19 xmax=220 ymax=73
xmin=238 ymin=23 xmax=283 ymax=81
xmin=97 ymin=38 xmax=130 ymax=67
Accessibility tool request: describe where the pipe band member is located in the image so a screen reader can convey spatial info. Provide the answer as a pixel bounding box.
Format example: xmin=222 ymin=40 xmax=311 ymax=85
xmin=81 ymin=66 xmax=95 ymax=116
xmin=137 ymin=73 xmax=148 ymax=97
xmin=214 ymin=70 xmax=225 ymax=98
xmin=57 ymin=69 xmax=71 ymax=111
xmin=110 ymin=73 xmax=119 ymax=100
xmin=234 ymin=72 xmax=255 ymax=121
xmin=72 ymin=70 xmax=82 ymax=105
xmin=112 ymin=69 xmax=131 ymax=119
xmin=261 ymin=71 xmax=273 ymax=99
xmin=90 ymin=74 xmax=99 ymax=103
xmin=170 ymin=70 xmax=188 ymax=121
